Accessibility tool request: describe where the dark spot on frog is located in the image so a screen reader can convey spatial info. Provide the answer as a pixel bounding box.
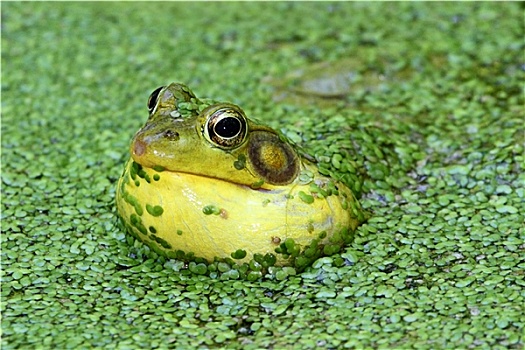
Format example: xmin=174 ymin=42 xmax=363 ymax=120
xmin=133 ymin=139 xmax=147 ymax=156
xmin=163 ymin=130 xmax=180 ymax=141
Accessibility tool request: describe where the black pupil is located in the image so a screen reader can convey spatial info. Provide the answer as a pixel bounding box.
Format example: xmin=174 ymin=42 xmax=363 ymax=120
xmin=147 ymin=86 xmax=164 ymax=112
xmin=215 ymin=117 xmax=241 ymax=138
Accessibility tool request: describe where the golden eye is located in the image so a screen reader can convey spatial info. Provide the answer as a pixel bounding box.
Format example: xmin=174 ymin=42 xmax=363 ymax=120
xmin=147 ymin=86 xmax=164 ymax=114
xmin=204 ymin=106 xmax=248 ymax=149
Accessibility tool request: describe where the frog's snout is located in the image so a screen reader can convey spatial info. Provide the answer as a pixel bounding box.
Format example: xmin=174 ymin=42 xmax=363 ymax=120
xmin=132 ymin=128 xmax=181 ymax=157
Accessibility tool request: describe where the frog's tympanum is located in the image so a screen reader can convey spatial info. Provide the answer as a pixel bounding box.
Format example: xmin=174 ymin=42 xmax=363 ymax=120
xmin=116 ymin=83 xmax=365 ymax=271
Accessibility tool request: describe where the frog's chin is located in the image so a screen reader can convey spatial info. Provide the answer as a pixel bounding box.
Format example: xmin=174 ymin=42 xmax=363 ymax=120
xmin=167 ymin=170 xmax=250 ymax=189
xmin=173 ymin=171 xmax=283 ymax=193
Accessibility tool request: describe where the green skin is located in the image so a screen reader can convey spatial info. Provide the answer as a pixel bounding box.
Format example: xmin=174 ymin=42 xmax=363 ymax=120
xmin=117 ymin=83 xmax=366 ymax=274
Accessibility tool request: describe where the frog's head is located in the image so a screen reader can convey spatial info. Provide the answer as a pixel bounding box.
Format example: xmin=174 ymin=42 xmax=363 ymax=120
xmin=131 ymin=83 xmax=300 ymax=188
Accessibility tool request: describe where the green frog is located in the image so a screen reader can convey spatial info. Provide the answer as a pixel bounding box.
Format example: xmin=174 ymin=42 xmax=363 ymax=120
xmin=116 ymin=83 xmax=365 ymax=271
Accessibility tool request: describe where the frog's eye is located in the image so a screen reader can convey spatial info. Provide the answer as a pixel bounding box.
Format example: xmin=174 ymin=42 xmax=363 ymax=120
xmin=147 ymin=86 xmax=164 ymax=114
xmin=204 ymin=107 xmax=248 ymax=149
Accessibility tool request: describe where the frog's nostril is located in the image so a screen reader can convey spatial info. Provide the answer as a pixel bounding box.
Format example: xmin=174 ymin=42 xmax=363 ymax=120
xmin=163 ymin=130 xmax=180 ymax=141
xmin=133 ymin=139 xmax=147 ymax=156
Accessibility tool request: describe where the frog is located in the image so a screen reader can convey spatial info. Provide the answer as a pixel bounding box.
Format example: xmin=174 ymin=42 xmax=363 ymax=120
xmin=116 ymin=83 xmax=366 ymax=271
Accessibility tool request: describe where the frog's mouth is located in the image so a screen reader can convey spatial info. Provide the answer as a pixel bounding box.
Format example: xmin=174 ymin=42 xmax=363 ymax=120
xmin=131 ymin=139 xmax=253 ymax=190
xmin=131 ymin=135 xmax=295 ymax=192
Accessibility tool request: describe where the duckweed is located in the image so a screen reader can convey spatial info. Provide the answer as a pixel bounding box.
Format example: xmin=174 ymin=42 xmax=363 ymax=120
xmin=2 ymin=2 xmax=523 ymax=350
xmin=145 ymin=204 xmax=164 ymax=217
xmin=202 ymin=205 xmax=221 ymax=215
xmin=297 ymin=191 xmax=314 ymax=204
xmin=233 ymin=154 xmax=246 ymax=170
xmin=231 ymin=249 xmax=247 ymax=260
